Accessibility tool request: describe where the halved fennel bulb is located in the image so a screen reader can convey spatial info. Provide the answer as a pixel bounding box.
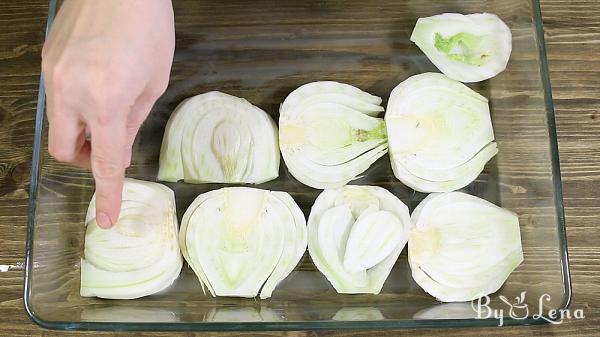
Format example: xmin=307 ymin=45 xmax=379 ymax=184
xmin=279 ymin=81 xmax=388 ymax=189
xmin=385 ymin=73 xmax=497 ymax=192
xmin=81 ymin=178 xmax=182 ymax=299
xmin=408 ymin=192 xmax=523 ymax=302
xmin=179 ymin=187 xmax=307 ymax=298
xmin=308 ymin=186 xmax=411 ymax=294
xmin=158 ymin=91 xmax=279 ymax=184
xmin=411 ymin=13 xmax=512 ymax=83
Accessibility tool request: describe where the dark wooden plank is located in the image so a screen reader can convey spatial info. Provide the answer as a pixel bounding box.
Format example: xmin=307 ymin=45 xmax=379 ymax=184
xmin=0 ymin=0 xmax=598 ymax=336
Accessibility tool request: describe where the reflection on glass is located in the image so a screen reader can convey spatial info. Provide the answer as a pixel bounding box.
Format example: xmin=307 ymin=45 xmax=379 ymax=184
xmin=205 ymin=306 xmax=282 ymax=322
xmin=81 ymin=306 xmax=179 ymax=323
xmin=413 ymin=303 xmax=478 ymax=320
xmin=332 ymin=307 xmax=385 ymax=321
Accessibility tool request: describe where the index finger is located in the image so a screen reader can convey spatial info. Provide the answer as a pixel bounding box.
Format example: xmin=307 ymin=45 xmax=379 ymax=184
xmin=90 ymin=113 xmax=127 ymax=229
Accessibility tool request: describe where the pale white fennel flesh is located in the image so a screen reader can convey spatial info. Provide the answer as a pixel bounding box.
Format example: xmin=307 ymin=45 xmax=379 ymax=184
xmin=385 ymin=72 xmax=497 ymax=193
xmin=408 ymin=192 xmax=523 ymax=302
xmin=307 ymin=186 xmax=411 ymax=294
xmin=81 ymin=178 xmax=182 ymax=299
xmin=179 ymin=187 xmax=307 ymax=298
xmin=411 ymin=13 xmax=512 ymax=83
xmin=279 ymin=81 xmax=388 ymax=189
xmin=158 ymin=91 xmax=279 ymax=184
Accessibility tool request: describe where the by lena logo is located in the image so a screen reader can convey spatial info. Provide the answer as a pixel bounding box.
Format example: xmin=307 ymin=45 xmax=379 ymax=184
xmin=498 ymin=291 xmax=529 ymax=319
xmin=471 ymin=291 xmax=584 ymax=327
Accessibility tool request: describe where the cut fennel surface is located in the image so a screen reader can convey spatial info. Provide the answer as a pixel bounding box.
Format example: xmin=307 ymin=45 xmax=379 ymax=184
xmin=80 ymin=178 xmax=182 ymax=299
xmin=308 ymin=185 xmax=411 ymax=294
xmin=385 ymin=72 xmax=497 ymax=193
xmin=179 ymin=187 xmax=307 ymax=299
xmin=411 ymin=13 xmax=512 ymax=83
xmin=158 ymin=91 xmax=279 ymax=184
xmin=408 ymin=192 xmax=523 ymax=302
xmin=279 ymin=81 xmax=389 ymax=189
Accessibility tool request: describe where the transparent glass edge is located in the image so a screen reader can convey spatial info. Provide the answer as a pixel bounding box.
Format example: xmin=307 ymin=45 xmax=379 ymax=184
xmin=23 ymin=0 xmax=57 ymax=328
xmin=532 ymin=0 xmax=572 ymax=311
xmin=23 ymin=0 xmax=571 ymax=330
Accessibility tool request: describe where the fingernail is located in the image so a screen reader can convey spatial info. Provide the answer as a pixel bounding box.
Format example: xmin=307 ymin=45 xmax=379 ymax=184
xmin=96 ymin=211 xmax=113 ymax=229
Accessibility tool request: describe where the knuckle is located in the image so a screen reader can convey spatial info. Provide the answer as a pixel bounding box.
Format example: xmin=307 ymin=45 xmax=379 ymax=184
xmin=93 ymin=108 xmax=117 ymax=126
xmin=91 ymin=80 xmax=123 ymax=102
xmin=94 ymin=191 xmax=119 ymax=207
xmin=48 ymin=146 xmax=75 ymax=163
xmin=91 ymin=154 xmax=122 ymax=179
xmin=47 ymin=61 xmax=72 ymax=92
xmin=49 ymin=72 xmax=65 ymax=92
xmin=89 ymin=88 xmax=130 ymax=125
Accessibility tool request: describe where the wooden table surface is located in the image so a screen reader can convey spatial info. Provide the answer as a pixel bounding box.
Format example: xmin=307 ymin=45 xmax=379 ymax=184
xmin=1 ymin=0 xmax=598 ymax=336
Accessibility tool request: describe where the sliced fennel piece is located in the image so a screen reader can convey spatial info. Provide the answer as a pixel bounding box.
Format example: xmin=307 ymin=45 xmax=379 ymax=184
xmin=279 ymin=81 xmax=388 ymax=189
xmin=408 ymin=192 xmax=523 ymax=302
xmin=259 ymin=191 xmax=308 ymax=299
xmin=386 ymin=73 xmax=497 ymax=192
xmin=179 ymin=187 xmax=307 ymax=298
xmin=308 ymin=186 xmax=411 ymax=294
xmin=411 ymin=13 xmax=512 ymax=82
xmin=343 ymin=210 xmax=406 ymax=273
xmin=158 ymin=91 xmax=279 ymax=184
xmin=80 ymin=178 xmax=182 ymax=299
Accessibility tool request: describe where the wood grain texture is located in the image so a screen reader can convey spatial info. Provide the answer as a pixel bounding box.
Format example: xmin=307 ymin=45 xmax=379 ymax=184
xmin=0 ymin=0 xmax=599 ymax=336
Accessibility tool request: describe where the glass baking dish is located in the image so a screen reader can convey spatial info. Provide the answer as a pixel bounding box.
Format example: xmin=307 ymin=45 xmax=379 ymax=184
xmin=24 ymin=0 xmax=571 ymax=331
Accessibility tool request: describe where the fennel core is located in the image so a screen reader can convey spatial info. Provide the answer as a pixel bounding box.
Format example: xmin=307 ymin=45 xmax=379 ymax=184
xmin=353 ymin=121 xmax=387 ymax=142
xmin=434 ymin=32 xmax=490 ymax=67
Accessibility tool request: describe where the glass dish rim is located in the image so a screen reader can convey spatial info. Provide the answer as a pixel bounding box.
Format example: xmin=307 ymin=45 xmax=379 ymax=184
xmin=23 ymin=0 xmax=572 ymax=331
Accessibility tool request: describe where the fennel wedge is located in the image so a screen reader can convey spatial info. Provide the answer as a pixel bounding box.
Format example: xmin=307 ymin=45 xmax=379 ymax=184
xmin=385 ymin=72 xmax=497 ymax=192
xmin=158 ymin=91 xmax=279 ymax=184
xmin=408 ymin=192 xmax=523 ymax=302
xmin=179 ymin=187 xmax=307 ymax=298
xmin=81 ymin=178 xmax=182 ymax=299
xmin=279 ymin=81 xmax=388 ymax=189
xmin=308 ymin=186 xmax=411 ymax=294
xmin=411 ymin=13 xmax=512 ymax=83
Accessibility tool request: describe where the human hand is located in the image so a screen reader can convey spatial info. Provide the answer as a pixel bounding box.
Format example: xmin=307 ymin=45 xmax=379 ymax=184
xmin=42 ymin=0 xmax=175 ymax=228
